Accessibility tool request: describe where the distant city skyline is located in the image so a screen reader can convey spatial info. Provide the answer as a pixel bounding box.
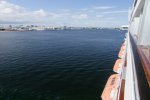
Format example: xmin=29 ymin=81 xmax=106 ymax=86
xmin=0 ymin=0 xmax=132 ymax=27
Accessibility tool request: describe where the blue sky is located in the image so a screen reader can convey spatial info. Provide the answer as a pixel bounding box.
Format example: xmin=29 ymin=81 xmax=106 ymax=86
xmin=0 ymin=0 xmax=132 ymax=27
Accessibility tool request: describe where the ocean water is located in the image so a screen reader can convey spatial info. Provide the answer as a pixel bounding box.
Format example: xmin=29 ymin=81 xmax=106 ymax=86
xmin=0 ymin=29 xmax=125 ymax=100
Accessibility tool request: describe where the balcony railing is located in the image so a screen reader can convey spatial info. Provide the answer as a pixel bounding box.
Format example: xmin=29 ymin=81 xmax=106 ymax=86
xmin=129 ymin=33 xmax=150 ymax=100
xmin=137 ymin=45 xmax=150 ymax=86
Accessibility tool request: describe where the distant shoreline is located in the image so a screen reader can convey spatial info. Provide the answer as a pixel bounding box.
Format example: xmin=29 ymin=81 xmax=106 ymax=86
xmin=0 ymin=30 xmax=29 ymax=32
xmin=0 ymin=30 xmax=17 ymax=32
xmin=0 ymin=28 xmax=126 ymax=32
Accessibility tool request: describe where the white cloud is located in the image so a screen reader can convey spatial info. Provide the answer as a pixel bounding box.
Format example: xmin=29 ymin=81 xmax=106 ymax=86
xmin=103 ymin=10 xmax=128 ymax=14
xmin=0 ymin=1 xmax=59 ymax=24
xmin=81 ymin=8 xmax=88 ymax=11
xmin=96 ymin=15 xmax=103 ymax=18
xmin=59 ymin=9 xmax=71 ymax=12
xmin=0 ymin=1 xmax=128 ymax=27
xmin=0 ymin=0 xmax=25 ymax=14
xmin=33 ymin=9 xmax=48 ymax=17
xmin=72 ymin=14 xmax=88 ymax=20
xmin=93 ymin=6 xmax=114 ymax=10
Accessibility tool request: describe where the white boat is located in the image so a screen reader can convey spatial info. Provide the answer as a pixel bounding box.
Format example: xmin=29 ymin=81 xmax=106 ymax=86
xmin=101 ymin=0 xmax=150 ymax=100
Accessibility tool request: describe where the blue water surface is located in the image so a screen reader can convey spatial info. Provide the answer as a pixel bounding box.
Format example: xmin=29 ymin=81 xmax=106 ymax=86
xmin=0 ymin=29 xmax=125 ymax=100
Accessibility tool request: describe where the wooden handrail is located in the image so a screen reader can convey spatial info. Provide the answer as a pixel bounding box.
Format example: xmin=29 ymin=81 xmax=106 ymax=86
xmin=137 ymin=46 xmax=150 ymax=86
xmin=119 ymin=80 xmax=125 ymax=100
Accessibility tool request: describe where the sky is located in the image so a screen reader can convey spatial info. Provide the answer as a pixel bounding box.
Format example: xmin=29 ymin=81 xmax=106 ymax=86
xmin=0 ymin=0 xmax=132 ymax=27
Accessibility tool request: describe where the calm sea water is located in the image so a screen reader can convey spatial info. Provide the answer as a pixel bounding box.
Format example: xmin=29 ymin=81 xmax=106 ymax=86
xmin=0 ymin=29 xmax=125 ymax=100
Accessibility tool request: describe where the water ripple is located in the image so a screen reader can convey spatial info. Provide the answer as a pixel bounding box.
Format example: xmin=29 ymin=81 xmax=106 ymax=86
xmin=0 ymin=29 xmax=125 ymax=100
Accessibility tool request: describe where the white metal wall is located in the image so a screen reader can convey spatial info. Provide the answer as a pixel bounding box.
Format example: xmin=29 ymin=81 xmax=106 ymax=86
xmin=129 ymin=17 xmax=140 ymax=37
xmin=138 ymin=0 xmax=150 ymax=45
